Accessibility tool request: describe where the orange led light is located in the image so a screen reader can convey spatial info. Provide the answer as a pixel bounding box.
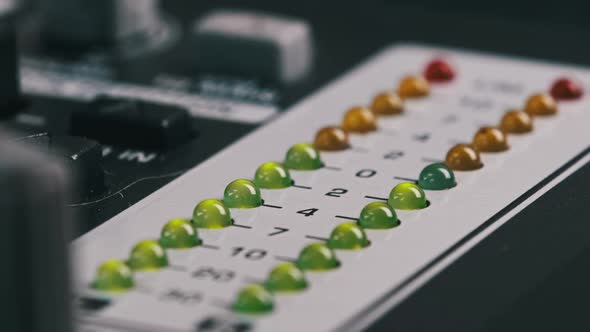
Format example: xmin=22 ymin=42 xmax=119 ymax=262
xmin=524 ymin=93 xmax=557 ymax=116
xmin=314 ymin=126 xmax=350 ymax=151
xmin=445 ymin=144 xmax=483 ymax=171
xmin=398 ymin=75 xmax=430 ymax=98
xmin=342 ymin=106 xmax=377 ymax=134
xmin=500 ymin=110 xmax=533 ymax=134
xmin=371 ymin=92 xmax=404 ymax=115
xmin=472 ymin=127 xmax=509 ymax=152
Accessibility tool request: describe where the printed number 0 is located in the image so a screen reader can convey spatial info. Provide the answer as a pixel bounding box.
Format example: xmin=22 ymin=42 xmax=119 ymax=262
xmin=356 ymin=169 xmax=377 ymax=178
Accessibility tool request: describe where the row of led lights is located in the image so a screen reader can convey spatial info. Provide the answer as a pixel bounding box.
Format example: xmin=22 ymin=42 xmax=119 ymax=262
xmin=90 ymin=59 xmax=583 ymax=316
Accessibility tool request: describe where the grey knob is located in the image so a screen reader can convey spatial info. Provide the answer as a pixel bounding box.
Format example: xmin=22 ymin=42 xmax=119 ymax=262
xmin=0 ymin=131 xmax=72 ymax=332
xmin=192 ymin=9 xmax=314 ymax=84
xmin=40 ymin=0 xmax=164 ymax=47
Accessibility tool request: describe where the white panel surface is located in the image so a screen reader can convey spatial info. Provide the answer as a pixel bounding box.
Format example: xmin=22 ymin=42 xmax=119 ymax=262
xmin=74 ymin=44 xmax=590 ymax=332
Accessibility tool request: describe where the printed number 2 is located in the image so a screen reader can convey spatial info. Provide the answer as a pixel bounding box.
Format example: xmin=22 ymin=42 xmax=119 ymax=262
xmin=326 ymin=188 xmax=348 ymax=197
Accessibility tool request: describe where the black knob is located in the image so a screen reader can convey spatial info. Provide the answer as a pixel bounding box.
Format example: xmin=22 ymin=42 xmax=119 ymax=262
xmin=40 ymin=0 xmax=165 ymax=48
xmin=0 ymin=131 xmax=73 ymax=332
xmin=0 ymin=2 xmax=21 ymax=112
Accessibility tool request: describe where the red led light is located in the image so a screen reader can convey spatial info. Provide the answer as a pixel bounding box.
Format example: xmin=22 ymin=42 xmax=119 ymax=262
xmin=424 ymin=59 xmax=455 ymax=83
xmin=550 ymin=78 xmax=583 ymax=100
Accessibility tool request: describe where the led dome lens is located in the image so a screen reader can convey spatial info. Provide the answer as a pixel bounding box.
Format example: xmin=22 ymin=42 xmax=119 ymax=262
xmin=327 ymin=223 xmax=370 ymax=250
xmin=550 ymin=78 xmax=583 ymax=100
xmin=424 ymin=59 xmax=455 ymax=83
xmin=472 ymin=127 xmax=509 ymax=152
xmin=224 ymin=179 xmax=263 ymax=209
xmin=92 ymin=259 xmax=134 ymax=292
xmin=371 ymin=92 xmax=404 ymax=115
xmin=314 ymin=126 xmax=350 ymax=151
xmin=160 ymin=219 xmax=201 ymax=249
xmin=254 ymin=162 xmax=292 ymax=189
xmin=398 ymin=75 xmax=430 ymax=98
xmin=388 ymin=182 xmax=428 ymax=210
xmin=445 ymin=144 xmax=483 ymax=171
xmin=418 ymin=163 xmax=456 ymax=190
xmin=524 ymin=93 xmax=557 ymax=116
xmin=284 ymin=143 xmax=323 ymax=170
xmin=192 ymin=199 xmax=233 ymax=229
xmin=342 ymin=106 xmax=378 ymax=133
xmin=128 ymin=240 xmax=168 ymax=271
xmin=265 ymin=262 xmax=308 ymax=293
xmin=232 ymin=284 xmax=274 ymax=314
xmin=358 ymin=202 xmax=400 ymax=229
xmin=296 ymin=243 xmax=340 ymax=271
xmin=500 ymin=110 xmax=533 ymax=134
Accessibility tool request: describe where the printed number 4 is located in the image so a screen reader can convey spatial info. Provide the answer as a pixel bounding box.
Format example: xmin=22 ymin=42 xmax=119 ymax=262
xmin=297 ymin=208 xmax=318 ymax=217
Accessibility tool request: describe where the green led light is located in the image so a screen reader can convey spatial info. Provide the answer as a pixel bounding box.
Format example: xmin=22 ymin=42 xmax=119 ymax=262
xmin=358 ymin=202 xmax=400 ymax=229
xmin=128 ymin=240 xmax=168 ymax=271
xmin=254 ymin=162 xmax=293 ymax=189
xmin=232 ymin=284 xmax=274 ymax=314
xmin=224 ymin=179 xmax=263 ymax=209
xmin=296 ymin=243 xmax=340 ymax=271
xmin=328 ymin=222 xmax=370 ymax=250
xmin=284 ymin=143 xmax=323 ymax=170
xmin=265 ymin=262 xmax=308 ymax=293
xmin=192 ymin=199 xmax=233 ymax=229
xmin=388 ymin=182 xmax=428 ymax=210
xmin=160 ymin=219 xmax=202 ymax=249
xmin=91 ymin=259 xmax=134 ymax=292
xmin=418 ymin=163 xmax=457 ymax=190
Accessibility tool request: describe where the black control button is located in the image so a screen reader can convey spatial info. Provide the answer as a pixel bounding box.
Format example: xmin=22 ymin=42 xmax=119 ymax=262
xmin=71 ymin=97 xmax=194 ymax=150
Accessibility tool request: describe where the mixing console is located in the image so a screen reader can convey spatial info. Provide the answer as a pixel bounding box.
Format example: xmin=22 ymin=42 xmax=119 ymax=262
xmin=1 ymin=1 xmax=590 ymax=332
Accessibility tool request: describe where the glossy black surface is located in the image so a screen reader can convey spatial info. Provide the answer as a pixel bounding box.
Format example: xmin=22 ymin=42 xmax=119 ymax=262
xmin=71 ymin=96 xmax=194 ymax=150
